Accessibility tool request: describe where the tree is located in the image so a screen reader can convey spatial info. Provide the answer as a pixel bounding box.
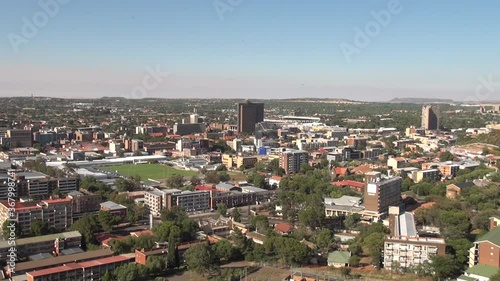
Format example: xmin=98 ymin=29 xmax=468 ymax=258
xmin=247 ymin=173 xmax=266 ymax=188
xmin=348 ymin=243 xmax=362 ymax=256
xmin=98 ymin=210 xmax=118 ymax=232
xmin=364 ymin=232 xmax=385 ymax=267
xmin=341 ymin=267 xmax=351 ymax=277
xmin=300 ymin=163 xmax=312 ymax=173
xmin=264 ymin=236 xmax=310 ymax=266
xmin=344 ymin=213 xmax=361 ymax=230
xmin=439 ymin=151 xmax=454 ymax=162
xmin=447 ymin=238 xmax=473 ymax=265
xmin=231 ymin=208 xmax=241 ymax=222
xmin=219 ymin=172 xmax=230 ymax=182
xmin=147 ymin=256 xmax=167 ymax=273
xmin=349 ymin=255 xmax=361 ymax=267
xmin=430 ymin=255 xmax=460 ymax=280
xmin=70 ymin=214 xmax=100 ymax=246
xmin=314 ymin=229 xmax=334 ymax=253
xmin=2 ymin=220 xmax=21 ymax=238
xmin=298 ymin=194 xmax=325 ymax=229
xmin=153 ymin=221 xmax=181 ymax=243
xmin=231 ymin=229 xmax=252 ymax=257
xmin=30 ymin=220 xmax=50 ymax=236
xmin=115 ymin=178 xmax=135 ymax=192
xmin=190 ymin=175 xmax=201 ymax=186
xmin=133 ymin=150 xmax=143 ymax=156
xmin=216 ymin=165 xmax=227 ymax=171
xmin=167 ymin=232 xmax=178 ymax=269
xmin=184 ymin=242 xmax=220 ymax=276
xmin=214 ymin=239 xmax=237 ymax=262
xmin=250 ymin=215 xmax=269 ymax=234
xmin=217 ymin=203 xmax=228 ymax=217
xmin=114 ymin=263 xmax=148 ymax=281
xmin=165 ymin=174 xmax=184 ymax=188
xmin=102 ymin=271 xmax=113 ymax=281
xmin=205 ymin=171 xmax=220 ymax=184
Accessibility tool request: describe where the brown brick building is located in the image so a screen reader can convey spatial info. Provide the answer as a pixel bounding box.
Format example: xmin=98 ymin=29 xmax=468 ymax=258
xmin=363 ymin=172 xmax=402 ymax=215
xmin=469 ymin=217 xmax=500 ymax=268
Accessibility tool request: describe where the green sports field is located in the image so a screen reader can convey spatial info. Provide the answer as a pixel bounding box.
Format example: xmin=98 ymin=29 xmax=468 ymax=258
xmin=103 ymin=164 xmax=197 ymax=180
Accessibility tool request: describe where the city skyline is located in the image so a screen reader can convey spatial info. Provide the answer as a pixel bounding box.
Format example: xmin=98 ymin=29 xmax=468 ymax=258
xmin=1 ymin=0 xmax=500 ymax=101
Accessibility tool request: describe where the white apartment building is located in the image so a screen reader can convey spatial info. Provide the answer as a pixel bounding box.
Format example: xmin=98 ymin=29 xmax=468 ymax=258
xmin=384 ymin=207 xmax=446 ymax=270
xmin=144 ymin=189 xmax=167 ymax=217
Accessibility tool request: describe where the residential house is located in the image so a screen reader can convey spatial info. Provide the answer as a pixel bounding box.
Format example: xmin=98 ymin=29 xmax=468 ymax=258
xmin=446 ymin=182 xmax=475 ymax=199
xmin=327 ymin=251 xmax=351 ymax=268
xmin=274 ymin=222 xmax=294 ymax=235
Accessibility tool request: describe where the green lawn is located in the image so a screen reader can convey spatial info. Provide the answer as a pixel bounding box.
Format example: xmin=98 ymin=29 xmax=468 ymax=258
xmin=228 ymin=171 xmax=248 ymax=181
xmin=103 ymin=164 xmax=197 ymax=180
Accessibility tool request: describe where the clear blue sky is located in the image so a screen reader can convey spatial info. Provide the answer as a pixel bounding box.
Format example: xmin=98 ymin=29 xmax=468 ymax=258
xmin=1 ymin=0 xmax=499 ymax=101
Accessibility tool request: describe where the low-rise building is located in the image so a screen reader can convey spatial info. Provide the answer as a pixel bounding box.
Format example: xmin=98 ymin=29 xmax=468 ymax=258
xmin=67 ymin=191 xmax=100 ymax=219
xmin=100 ymin=201 xmax=127 ymax=219
xmin=387 ymin=157 xmax=406 ymax=171
xmin=468 ymin=217 xmax=500 ymax=268
xmin=7 ymin=248 xmax=113 ymax=277
xmin=167 ymin=191 xmax=211 ymax=212
xmin=327 ymin=251 xmax=351 ymax=268
xmin=411 ymin=169 xmax=440 ymax=183
xmin=26 ymin=253 xmax=135 ymax=281
xmin=0 ymin=231 xmax=82 ymax=260
xmin=144 ymin=189 xmax=167 ymax=216
xmin=446 ymin=182 xmax=475 ymax=199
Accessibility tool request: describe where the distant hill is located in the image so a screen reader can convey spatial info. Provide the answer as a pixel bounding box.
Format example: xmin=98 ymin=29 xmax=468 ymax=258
xmin=388 ymin=97 xmax=455 ymax=104
xmin=280 ymin=98 xmax=365 ymax=104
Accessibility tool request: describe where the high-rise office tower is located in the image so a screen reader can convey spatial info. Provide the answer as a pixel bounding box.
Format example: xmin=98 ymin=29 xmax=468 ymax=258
xmin=237 ymin=100 xmax=264 ymax=133
xmin=421 ymin=105 xmax=440 ymax=130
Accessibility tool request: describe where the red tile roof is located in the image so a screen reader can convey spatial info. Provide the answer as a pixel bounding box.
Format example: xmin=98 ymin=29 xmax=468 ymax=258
xmin=27 ymin=255 xmax=133 ymax=277
xmin=78 ymin=254 xmax=132 ymax=268
xmin=195 ymin=185 xmax=216 ymax=191
xmin=331 ymin=180 xmax=365 ymax=189
xmin=40 ymin=198 xmax=72 ymax=204
xmin=1 ymin=201 xmax=42 ymax=211
xmin=275 ymin=222 xmax=294 ymax=233
xmin=27 ymin=263 xmax=82 ymax=277
xmin=351 ymin=165 xmax=373 ymax=174
xmin=95 ymin=233 xmax=121 ymax=243
xmin=130 ymin=230 xmax=154 ymax=237
xmin=411 ymin=202 xmax=436 ymax=214
xmin=333 ymin=167 xmax=349 ymax=176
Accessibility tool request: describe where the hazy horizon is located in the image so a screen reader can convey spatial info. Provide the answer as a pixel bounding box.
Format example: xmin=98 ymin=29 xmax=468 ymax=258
xmin=2 ymin=1 xmax=499 ymax=102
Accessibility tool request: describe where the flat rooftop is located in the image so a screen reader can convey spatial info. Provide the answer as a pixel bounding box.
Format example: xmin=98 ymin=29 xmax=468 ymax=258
xmin=12 ymin=248 xmax=113 ymax=273
xmin=0 ymin=231 xmax=81 ymax=249
xmin=100 ymin=201 xmax=127 ymax=210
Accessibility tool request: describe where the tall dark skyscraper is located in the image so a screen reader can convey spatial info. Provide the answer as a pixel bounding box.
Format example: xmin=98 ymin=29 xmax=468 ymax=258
xmin=237 ymin=100 xmax=264 ymax=133
xmin=421 ymin=105 xmax=440 ymax=130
